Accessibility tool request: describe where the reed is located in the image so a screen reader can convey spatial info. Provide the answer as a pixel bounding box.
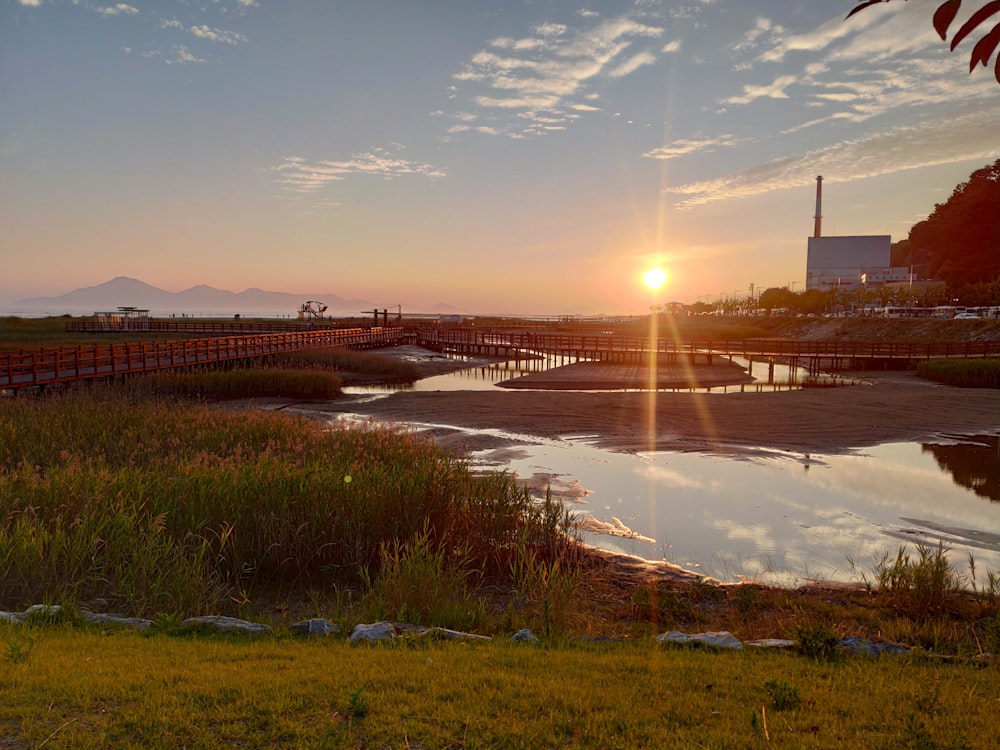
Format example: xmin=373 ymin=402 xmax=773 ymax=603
xmin=274 ymin=348 xmax=421 ymax=382
xmin=916 ymin=357 xmax=1000 ymax=388
xmin=0 ymin=388 xmax=570 ymax=617
xmin=133 ymin=367 xmax=343 ymax=400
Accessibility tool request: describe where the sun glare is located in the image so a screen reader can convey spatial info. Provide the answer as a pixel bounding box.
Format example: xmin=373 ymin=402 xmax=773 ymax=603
xmin=643 ymin=268 xmax=667 ymax=290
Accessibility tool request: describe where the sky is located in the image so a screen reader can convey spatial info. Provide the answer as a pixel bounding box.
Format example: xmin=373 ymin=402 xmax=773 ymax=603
xmin=1 ymin=0 xmax=998 ymax=316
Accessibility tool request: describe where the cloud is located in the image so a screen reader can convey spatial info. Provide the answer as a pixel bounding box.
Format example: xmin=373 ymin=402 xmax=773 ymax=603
xmin=272 ymin=148 xmax=446 ymax=196
xmin=95 ymin=3 xmax=138 ymax=16
xmin=17 ymin=0 xmax=42 ymax=6
xmin=165 ymin=45 xmax=205 ymax=65
xmin=189 ymin=25 xmax=247 ymax=45
xmin=662 ymin=40 xmax=681 ymax=53
xmin=608 ymin=50 xmax=657 ymax=79
xmin=449 ymin=13 xmax=664 ymax=137
xmin=644 ymin=134 xmax=740 ymax=161
xmin=668 ymin=109 xmax=1000 ymax=208
xmin=723 ymin=74 xmax=797 ymax=105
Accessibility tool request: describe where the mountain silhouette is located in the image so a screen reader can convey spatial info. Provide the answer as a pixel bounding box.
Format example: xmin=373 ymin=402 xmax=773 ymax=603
xmin=13 ymin=277 xmax=370 ymax=316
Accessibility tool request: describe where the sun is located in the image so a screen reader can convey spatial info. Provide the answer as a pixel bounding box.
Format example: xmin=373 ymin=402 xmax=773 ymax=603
xmin=643 ymin=268 xmax=667 ymax=290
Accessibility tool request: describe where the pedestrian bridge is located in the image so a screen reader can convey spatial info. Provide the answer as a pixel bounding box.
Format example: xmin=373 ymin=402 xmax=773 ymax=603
xmin=0 ymin=327 xmax=404 ymax=392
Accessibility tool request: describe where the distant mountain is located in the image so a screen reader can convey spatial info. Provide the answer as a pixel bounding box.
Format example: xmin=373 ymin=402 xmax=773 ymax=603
xmin=13 ymin=277 xmax=371 ymax=316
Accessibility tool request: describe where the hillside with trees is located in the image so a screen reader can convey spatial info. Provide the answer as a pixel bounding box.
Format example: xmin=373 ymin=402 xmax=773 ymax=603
xmin=891 ymin=158 xmax=1000 ymax=299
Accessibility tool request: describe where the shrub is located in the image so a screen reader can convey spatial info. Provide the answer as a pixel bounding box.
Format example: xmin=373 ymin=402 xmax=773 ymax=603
xmin=916 ymin=358 xmax=1000 ymax=388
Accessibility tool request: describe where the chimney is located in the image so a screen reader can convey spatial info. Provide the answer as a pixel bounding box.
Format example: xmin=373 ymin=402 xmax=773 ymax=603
xmin=813 ymin=175 xmax=823 ymax=238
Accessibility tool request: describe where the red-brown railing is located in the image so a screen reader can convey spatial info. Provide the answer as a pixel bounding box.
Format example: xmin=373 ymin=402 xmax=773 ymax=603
xmin=417 ymin=329 xmax=1000 ymax=361
xmin=0 ymin=327 xmax=404 ymax=390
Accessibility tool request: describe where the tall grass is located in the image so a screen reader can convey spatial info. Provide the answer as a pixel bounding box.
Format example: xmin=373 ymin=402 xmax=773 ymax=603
xmin=134 ymin=367 xmax=343 ymax=400
xmin=274 ymin=348 xmax=420 ymax=382
xmin=0 ymin=388 xmax=571 ymax=618
xmin=916 ymin=358 xmax=1000 ymax=388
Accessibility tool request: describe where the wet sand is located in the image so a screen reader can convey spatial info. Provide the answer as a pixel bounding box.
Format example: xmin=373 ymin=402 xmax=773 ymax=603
xmin=289 ymin=350 xmax=1000 ymax=456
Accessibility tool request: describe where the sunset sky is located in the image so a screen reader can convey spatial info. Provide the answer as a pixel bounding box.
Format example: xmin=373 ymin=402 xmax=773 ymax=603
xmin=2 ymin=0 xmax=998 ymax=315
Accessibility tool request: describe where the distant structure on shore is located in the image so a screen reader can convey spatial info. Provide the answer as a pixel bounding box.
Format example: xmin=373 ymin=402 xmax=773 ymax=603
xmin=805 ymin=176 xmax=909 ymax=292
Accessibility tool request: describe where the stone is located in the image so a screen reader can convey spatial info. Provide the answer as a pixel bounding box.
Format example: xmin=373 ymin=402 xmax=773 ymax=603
xmin=656 ymin=630 xmax=744 ymax=650
xmin=80 ymin=611 xmax=153 ymax=630
xmin=419 ymin=627 xmax=492 ymax=641
xmin=511 ymin=628 xmax=539 ymax=643
xmin=180 ymin=616 xmax=273 ymax=637
xmin=290 ymin=618 xmax=340 ymax=636
xmin=837 ymin=636 xmax=909 ymax=657
xmin=745 ymin=638 xmax=796 ymax=649
xmin=350 ymin=621 xmax=400 ymax=644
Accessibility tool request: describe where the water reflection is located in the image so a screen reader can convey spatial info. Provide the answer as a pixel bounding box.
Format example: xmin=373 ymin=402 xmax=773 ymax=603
xmin=338 ymin=354 xmax=1000 ymax=587
xmin=473 ymin=436 xmax=1000 ymax=587
xmin=345 ymin=352 xmax=823 ymax=395
xmin=921 ymin=434 xmax=1000 ymax=503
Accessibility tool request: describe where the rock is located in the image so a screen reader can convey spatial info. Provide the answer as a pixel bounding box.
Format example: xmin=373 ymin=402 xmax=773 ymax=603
xmin=350 ymin=621 xmax=400 ymax=644
xmin=0 ymin=605 xmax=62 ymax=624
xmin=745 ymin=638 xmax=796 ymax=649
xmin=80 ymin=611 xmax=153 ymax=630
xmin=837 ymin=636 xmax=909 ymax=657
xmin=419 ymin=627 xmax=492 ymax=642
xmin=290 ymin=618 xmax=340 ymax=636
xmin=511 ymin=628 xmax=539 ymax=643
xmin=656 ymin=630 xmax=744 ymax=650
xmin=180 ymin=616 xmax=273 ymax=637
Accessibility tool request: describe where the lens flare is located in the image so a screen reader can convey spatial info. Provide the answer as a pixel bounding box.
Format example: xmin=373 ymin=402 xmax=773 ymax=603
xmin=643 ymin=268 xmax=667 ymax=290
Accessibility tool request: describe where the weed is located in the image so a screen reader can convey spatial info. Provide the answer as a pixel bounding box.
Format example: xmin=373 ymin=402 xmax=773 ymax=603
xmin=795 ymin=623 xmax=839 ymax=661
xmin=852 ymin=543 xmax=966 ymax=618
xmin=763 ymin=679 xmax=801 ymax=711
xmin=346 ymin=687 xmax=369 ymax=719
xmin=361 ymin=523 xmax=480 ymax=631
xmin=4 ymin=632 xmax=36 ymax=664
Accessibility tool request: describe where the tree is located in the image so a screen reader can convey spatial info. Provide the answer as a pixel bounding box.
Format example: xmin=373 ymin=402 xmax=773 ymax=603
xmin=758 ymin=287 xmax=796 ymax=314
xmin=894 ymin=159 xmax=1000 ymax=289
xmin=847 ymin=1 xmax=1000 ymax=85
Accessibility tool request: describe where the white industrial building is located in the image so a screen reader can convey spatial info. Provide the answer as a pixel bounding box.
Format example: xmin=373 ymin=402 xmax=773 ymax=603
xmin=804 ymin=176 xmax=910 ymax=291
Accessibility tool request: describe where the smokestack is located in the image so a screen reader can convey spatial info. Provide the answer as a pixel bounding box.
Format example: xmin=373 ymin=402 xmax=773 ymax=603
xmin=813 ymin=175 xmax=823 ymax=238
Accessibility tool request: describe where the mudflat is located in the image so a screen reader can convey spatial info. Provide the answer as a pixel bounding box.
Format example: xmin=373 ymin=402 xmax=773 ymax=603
xmin=296 ymin=350 xmax=1000 ymax=455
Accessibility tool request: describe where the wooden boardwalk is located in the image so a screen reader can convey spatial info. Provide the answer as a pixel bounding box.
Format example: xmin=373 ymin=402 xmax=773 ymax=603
xmin=0 ymin=327 xmax=404 ymax=392
xmin=416 ymin=328 xmax=1000 ymax=374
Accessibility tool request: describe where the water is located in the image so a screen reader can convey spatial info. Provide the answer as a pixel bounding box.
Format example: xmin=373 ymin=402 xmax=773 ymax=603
xmin=341 ymin=355 xmax=1000 ymax=586
xmin=473 ymin=434 xmax=1000 ymax=587
xmin=345 ymin=352 xmax=823 ymax=395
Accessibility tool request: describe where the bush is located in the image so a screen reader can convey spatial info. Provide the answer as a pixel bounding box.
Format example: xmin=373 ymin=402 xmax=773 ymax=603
xmin=916 ymin=358 xmax=1000 ymax=388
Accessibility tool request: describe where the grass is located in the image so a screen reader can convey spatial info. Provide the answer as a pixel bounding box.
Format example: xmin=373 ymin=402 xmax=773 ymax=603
xmin=916 ymin=358 xmax=1000 ymax=388
xmin=0 ymin=627 xmax=997 ymax=749
xmin=0 ymin=387 xmax=574 ymax=620
xmin=134 ymin=366 xmax=344 ymax=400
xmin=273 ymin=347 xmax=421 ymax=383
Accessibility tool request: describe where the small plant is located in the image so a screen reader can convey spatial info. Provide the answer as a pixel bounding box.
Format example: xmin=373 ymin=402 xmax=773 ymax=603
xmin=795 ymin=623 xmax=839 ymax=661
xmin=852 ymin=543 xmax=965 ymax=618
xmin=763 ymin=679 xmax=801 ymax=712
xmin=4 ymin=632 xmax=36 ymax=664
xmin=346 ymin=687 xmax=369 ymax=719
xmin=361 ymin=523 xmax=479 ymax=631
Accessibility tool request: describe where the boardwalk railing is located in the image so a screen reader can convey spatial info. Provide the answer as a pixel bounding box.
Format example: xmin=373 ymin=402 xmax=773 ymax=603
xmin=1 ymin=327 xmax=404 ymax=391
xmin=417 ymin=329 xmax=1000 ymax=364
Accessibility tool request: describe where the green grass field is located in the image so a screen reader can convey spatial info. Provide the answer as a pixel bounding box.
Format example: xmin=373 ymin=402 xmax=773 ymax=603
xmin=2 ymin=627 xmax=997 ymax=749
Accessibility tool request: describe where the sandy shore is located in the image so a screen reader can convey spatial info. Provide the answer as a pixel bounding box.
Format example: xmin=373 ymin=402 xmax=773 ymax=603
xmin=286 ymin=348 xmax=1000 ymax=456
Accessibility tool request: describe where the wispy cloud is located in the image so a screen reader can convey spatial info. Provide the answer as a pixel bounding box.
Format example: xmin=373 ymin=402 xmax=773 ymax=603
xmin=669 ymin=109 xmax=1000 ymax=208
xmin=724 ymin=74 xmax=797 ymax=105
xmin=165 ymin=45 xmax=205 ymax=65
xmin=272 ymin=148 xmax=446 ymax=196
xmin=449 ymin=13 xmax=664 ymax=138
xmin=95 ymin=4 xmax=138 ymax=16
xmin=17 ymin=0 xmax=43 ymax=6
xmin=189 ymin=24 xmax=247 ymax=45
xmin=644 ymin=134 xmax=740 ymax=161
